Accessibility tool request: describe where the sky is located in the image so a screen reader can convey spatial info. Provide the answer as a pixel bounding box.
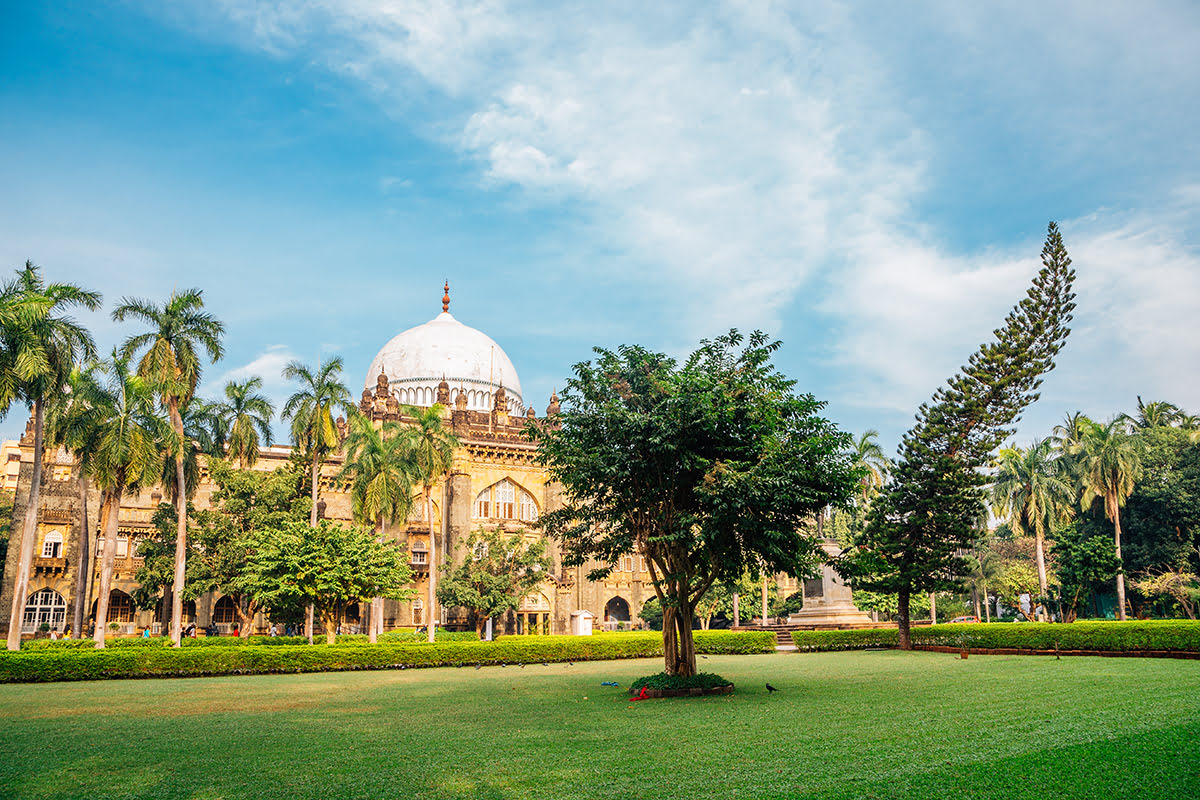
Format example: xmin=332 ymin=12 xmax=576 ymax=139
xmin=1 ymin=1 xmax=1198 ymax=455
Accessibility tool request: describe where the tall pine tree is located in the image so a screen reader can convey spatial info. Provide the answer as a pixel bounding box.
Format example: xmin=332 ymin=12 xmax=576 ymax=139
xmin=840 ymin=223 xmax=1076 ymax=648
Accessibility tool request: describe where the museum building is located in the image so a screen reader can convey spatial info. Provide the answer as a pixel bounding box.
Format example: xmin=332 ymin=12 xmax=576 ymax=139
xmin=0 ymin=288 xmax=660 ymax=638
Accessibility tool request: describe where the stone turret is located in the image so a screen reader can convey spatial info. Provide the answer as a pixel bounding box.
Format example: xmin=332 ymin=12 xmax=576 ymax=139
xmin=436 ymin=377 xmax=451 ymax=406
xmin=546 ymin=390 xmax=560 ymax=417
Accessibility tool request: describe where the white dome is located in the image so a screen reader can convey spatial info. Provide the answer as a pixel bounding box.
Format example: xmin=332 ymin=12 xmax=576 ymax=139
xmin=364 ymin=311 xmax=524 ymax=414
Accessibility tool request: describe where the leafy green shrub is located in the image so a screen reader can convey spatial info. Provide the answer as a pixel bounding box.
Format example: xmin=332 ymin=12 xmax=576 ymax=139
xmin=22 ymin=630 xmax=480 ymax=651
xmin=0 ymin=630 xmax=771 ymax=682
xmin=791 ymin=621 xmax=1200 ymax=653
xmin=629 ymin=672 xmax=732 ymax=692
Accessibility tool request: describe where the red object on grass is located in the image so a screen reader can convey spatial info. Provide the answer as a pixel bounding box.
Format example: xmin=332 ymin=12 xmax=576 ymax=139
xmin=629 ymin=685 xmax=650 ymax=701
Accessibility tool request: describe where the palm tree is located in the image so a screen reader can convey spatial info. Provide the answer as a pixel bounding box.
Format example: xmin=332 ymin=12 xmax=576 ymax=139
xmin=84 ymin=355 xmax=167 ymax=647
xmin=337 ymin=409 xmax=414 ymax=642
xmin=1076 ymin=419 xmax=1142 ymax=621
xmin=1126 ymin=396 xmax=1184 ymax=430
xmin=43 ymin=363 xmax=107 ymax=639
xmin=113 ymin=290 xmax=224 ymax=646
xmin=213 ymin=377 xmax=274 ymax=468
xmin=991 ymin=439 xmax=1075 ymax=621
xmin=843 ymin=429 xmax=891 ymax=534
xmin=0 ymin=262 xmax=100 ymax=651
xmin=401 ymin=404 xmax=460 ymax=642
xmin=281 ymin=357 xmax=349 ymax=642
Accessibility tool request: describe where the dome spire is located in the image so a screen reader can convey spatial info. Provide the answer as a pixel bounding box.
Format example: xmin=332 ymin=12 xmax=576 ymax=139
xmin=442 ymin=280 xmax=450 ymax=313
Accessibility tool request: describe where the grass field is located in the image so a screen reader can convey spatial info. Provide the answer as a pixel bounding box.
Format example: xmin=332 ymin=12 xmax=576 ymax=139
xmin=0 ymin=650 xmax=1197 ymax=799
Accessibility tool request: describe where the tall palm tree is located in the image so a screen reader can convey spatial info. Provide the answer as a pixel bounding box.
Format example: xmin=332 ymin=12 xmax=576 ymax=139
xmin=83 ymin=355 xmax=167 ymax=647
xmin=1076 ymin=419 xmax=1142 ymax=621
xmin=43 ymin=363 xmax=106 ymax=639
xmin=1126 ymin=396 xmax=1184 ymax=430
xmin=0 ymin=262 xmax=100 ymax=651
xmin=401 ymin=404 xmax=459 ymax=642
xmin=843 ymin=429 xmax=891 ymax=532
xmin=991 ymin=439 xmax=1075 ymax=620
xmin=213 ymin=377 xmax=274 ymax=468
xmin=281 ymin=357 xmax=349 ymax=642
xmin=337 ymin=409 xmax=414 ymax=642
xmin=113 ymin=289 xmax=224 ymax=646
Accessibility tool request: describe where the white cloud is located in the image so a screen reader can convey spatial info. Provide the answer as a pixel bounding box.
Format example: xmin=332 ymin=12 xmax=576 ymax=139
xmin=213 ymin=344 xmax=299 ymax=392
xmin=174 ymin=0 xmax=1200 ymax=438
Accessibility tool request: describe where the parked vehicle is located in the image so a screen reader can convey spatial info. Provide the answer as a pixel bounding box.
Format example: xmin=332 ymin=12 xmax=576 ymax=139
xmin=949 ymin=616 xmax=981 ymax=624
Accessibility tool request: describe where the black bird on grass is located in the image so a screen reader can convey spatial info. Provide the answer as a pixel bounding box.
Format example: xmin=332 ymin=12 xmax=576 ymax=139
xmin=766 ymin=683 xmax=779 ymax=694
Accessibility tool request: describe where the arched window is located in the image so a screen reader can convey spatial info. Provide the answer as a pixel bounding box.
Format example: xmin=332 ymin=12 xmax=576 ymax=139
xmin=41 ymin=530 xmax=63 ymax=558
xmin=107 ymin=591 xmax=134 ymax=623
xmin=474 ymin=480 xmax=539 ymax=521
xmin=21 ymin=588 xmax=66 ymax=633
xmin=213 ymin=595 xmax=237 ymax=624
xmin=412 ymin=598 xmax=424 ymax=625
xmin=410 ymin=539 xmax=428 ymax=565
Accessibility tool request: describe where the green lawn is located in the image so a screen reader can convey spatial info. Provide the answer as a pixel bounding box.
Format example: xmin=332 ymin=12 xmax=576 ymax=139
xmin=0 ymin=650 xmax=1197 ymax=799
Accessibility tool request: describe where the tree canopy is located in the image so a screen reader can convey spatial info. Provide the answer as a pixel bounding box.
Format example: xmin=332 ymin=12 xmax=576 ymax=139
xmin=532 ymin=329 xmax=859 ymax=676
xmin=436 ymin=527 xmax=551 ymax=636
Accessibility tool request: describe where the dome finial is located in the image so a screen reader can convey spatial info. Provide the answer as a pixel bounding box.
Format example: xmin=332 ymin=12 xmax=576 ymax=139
xmin=442 ymin=280 xmax=450 ymax=313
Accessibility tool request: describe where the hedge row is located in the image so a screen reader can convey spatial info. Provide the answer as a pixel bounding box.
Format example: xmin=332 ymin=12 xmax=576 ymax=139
xmin=0 ymin=630 xmax=774 ymax=683
xmin=21 ymin=629 xmax=479 ymax=650
xmin=790 ymin=621 xmax=1200 ymax=653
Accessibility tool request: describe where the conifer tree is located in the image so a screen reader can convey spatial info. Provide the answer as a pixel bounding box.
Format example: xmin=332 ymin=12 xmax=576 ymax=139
xmin=840 ymin=223 xmax=1076 ymax=648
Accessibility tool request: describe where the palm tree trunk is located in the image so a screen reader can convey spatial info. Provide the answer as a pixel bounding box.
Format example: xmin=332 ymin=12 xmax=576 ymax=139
xmin=761 ymin=576 xmax=768 ymax=624
xmin=168 ymin=397 xmax=187 ymax=647
xmin=70 ymin=474 xmax=92 ymax=639
xmin=1112 ymin=496 xmax=1127 ymax=622
xmin=7 ymin=400 xmax=46 ymax=651
xmin=982 ymin=580 xmax=992 ymax=623
xmin=369 ymin=517 xmax=383 ymax=644
xmin=971 ymin=586 xmax=981 ymax=620
xmin=306 ymin=452 xmax=320 ymax=644
xmin=732 ymin=592 xmax=740 ymax=627
xmin=1034 ymin=529 xmax=1049 ymax=622
xmin=929 ymin=592 xmax=936 ymax=624
xmin=426 ymin=485 xmax=436 ymax=643
xmin=93 ymin=491 xmax=121 ymax=648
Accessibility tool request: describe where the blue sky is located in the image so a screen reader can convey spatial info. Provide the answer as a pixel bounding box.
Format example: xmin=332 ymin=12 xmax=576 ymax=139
xmin=2 ymin=1 xmax=1198 ymax=454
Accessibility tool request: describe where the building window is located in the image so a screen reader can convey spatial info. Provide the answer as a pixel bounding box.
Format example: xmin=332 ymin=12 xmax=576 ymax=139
xmin=411 ymin=540 xmax=428 ymax=565
xmin=412 ymin=598 xmax=424 ymax=625
xmin=619 ymin=555 xmax=633 ymax=572
xmin=213 ymin=595 xmax=237 ymax=624
xmin=115 ymin=536 xmax=128 ymax=558
xmin=21 ymin=588 xmax=66 ymax=633
xmin=474 ymin=480 xmax=539 ymax=522
xmin=41 ymin=531 xmax=63 ymax=558
xmin=106 ymin=591 xmax=135 ymax=623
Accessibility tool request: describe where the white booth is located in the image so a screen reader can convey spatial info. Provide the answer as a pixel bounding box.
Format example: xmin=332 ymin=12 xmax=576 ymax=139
xmin=569 ymin=610 xmax=595 ymax=636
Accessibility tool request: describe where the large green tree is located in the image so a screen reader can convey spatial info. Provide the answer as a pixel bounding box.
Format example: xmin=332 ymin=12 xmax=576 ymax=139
xmin=532 ymin=330 xmax=858 ymax=676
xmin=1074 ymin=418 xmax=1142 ymax=621
xmin=213 ymin=377 xmax=274 ymax=469
xmin=281 ymin=357 xmax=349 ymax=642
xmin=436 ymin=527 xmax=551 ymax=637
xmin=990 ymin=438 xmax=1075 ymax=620
xmin=400 ymin=404 xmax=460 ymax=643
xmin=840 ymin=223 xmax=1076 ymax=648
xmin=337 ymin=409 xmax=414 ymax=642
xmin=135 ymin=459 xmax=309 ymax=637
xmin=113 ymin=289 xmax=224 ymax=646
xmin=0 ymin=262 xmax=101 ymax=651
xmin=245 ymin=518 xmax=414 ymax=644
xmin=81 ymin=355 xmax=168 ymax=647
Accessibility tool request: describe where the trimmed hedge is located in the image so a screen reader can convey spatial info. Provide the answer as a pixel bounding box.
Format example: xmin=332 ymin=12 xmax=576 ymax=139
xmin=21 ymin=629 xmax=480 ymax=651
xmin=0 ymin=630 xmax=774 ymax=683
xmin=630 ymin=672 xmax=732 ymax=692
xmin=791 ymin=621 xmax=1200 ymax=653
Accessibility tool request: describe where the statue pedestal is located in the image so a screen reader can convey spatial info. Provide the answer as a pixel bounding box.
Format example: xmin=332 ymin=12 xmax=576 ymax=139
xmin=787 ymin=539 xmax=873 ymax=628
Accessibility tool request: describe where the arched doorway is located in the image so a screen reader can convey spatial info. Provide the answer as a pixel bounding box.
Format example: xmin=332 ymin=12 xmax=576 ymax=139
xmin=91 ymin=590 xmax=135 ymax=634
xmin=213 ymin=595 xmax=239 ymax=634
xmin=22 ymin=588 xmax=66 ymax=634
xmin=604 ymin=596 xmax=631 ymax=631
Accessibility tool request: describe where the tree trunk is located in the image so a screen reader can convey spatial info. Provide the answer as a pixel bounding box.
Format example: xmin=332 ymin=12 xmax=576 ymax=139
xmin=982 ymin=581 xmax=992 ymax=623
xmin=662 ymin=604 xmax=678 ymax=673
xmin=426 ymin=485 xmax=437 ymax=643
xmin=1113 ymin=497 xmax=1127 ymax=622
xmin=1034 ymin=529 xmax=1049 ymax=622
xmin=93 ymin=492 xmax=121 ymax=648
xmin=761 ymin=577 xmax=768 ymax=625
xmin=669 ymin=595 xmax=697 ymax=676
xmin=305 ymin=603 xmax=314 ymax=644
xmin=897 ymin=586 xmax=912 ymax=650
xmin=7 ymin=401 xmax=46 ymax=651
xmin=236 ymin=599 xmax=256 ymax=638
xmin=732 ymin=592 xmax=739 ymax=628
xmin=929 ymin=592 xmax=936 ymax=624
xmin=70 ymin=473 xmax=91 ymax=640
xmin=168 ymin=396 xmax=187 ymax=647
xmin=971 ymin=586 xmax=981 ymax=620
xmin=323 ymin=609 xmax=337 ymax=645
xmin=369 ymin=517 xmax=383 ymax=643
xmin=309 ymin=454 xmax=320 ymax=527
